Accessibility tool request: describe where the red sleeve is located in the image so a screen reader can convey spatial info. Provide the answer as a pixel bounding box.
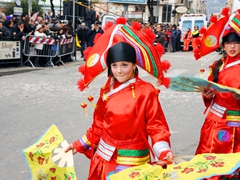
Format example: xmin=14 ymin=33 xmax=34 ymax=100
xmin=73 ymin=96 xmax=105 ymax=157
xmin=146 ymin=88 xmax=171 ymax=159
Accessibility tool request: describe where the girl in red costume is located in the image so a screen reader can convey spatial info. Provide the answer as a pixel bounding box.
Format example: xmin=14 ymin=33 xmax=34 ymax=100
xmin=193 ymin=8 xmax=240 ymax=180
xmin=65 ymin=20 xmax=174 ymax=180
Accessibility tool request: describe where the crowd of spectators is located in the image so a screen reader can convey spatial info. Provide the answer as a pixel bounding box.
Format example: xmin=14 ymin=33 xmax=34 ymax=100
xmin=0 ymin=12 xmax=77 ymax=67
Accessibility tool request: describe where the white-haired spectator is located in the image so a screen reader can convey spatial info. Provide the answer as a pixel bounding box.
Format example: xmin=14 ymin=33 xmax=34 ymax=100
xmin=0 ymin=13 xmax=6 ymax=23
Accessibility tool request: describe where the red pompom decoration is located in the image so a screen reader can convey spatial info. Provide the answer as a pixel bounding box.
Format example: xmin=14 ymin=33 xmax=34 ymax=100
xmin=83 ymin=46 xmax=92 ymax=60
xmin=161 ymin=60 xmax=171 ymax=73
xmin=155 ymin=43 xmax=164 ymax=57
xmin=78 ymin=65 xmax=85 ymax=75
xmin=103 ymin=21 xmax=114 ymax=31
xmin=161 ymin=77 xmax=171 ymax=88
xmin=94 ymin=33 xmax=102 ymax=44
xmin=116 ymin=17 xmax=127 ymax=25
xmin=77 ymin=78 xmax=86 ymax=91
xmin=221 ymin=7 xmax=230 ymax=16
xmin=193 ymin=48 xmax=201 ymax=60
xmin=209 ymin=15 xmax=217 ymax=23
xmin=142 ymin=29 xmax=156 ymax=44
xmin=237 ymin=9 xmax=240 ymax=14
xmin=200 ymin=27 xmax=206 ymax=34
xmin=131 ymin=21 xmax=142 ymax=31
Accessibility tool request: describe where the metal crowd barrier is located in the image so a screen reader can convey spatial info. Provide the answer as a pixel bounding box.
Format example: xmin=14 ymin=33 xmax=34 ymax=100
xmin=22 ymin=35 xmax=76 ymax=68
xmin=56 ymin=37 xmax=76 ymax=65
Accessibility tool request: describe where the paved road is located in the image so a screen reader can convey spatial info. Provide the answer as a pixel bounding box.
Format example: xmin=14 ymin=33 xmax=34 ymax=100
xmin=0 ymin=51 xmax=221 ymax=179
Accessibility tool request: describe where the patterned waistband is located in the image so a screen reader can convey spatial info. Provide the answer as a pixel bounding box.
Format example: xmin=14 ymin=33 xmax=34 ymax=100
xmin=96 ymin=138 xmax=150 ymax=165
xmin=226 ymin=110 xmax=240 ymax=122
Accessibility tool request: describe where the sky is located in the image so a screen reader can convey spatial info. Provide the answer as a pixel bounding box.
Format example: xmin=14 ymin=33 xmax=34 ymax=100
xmin=206 ymin=0 xmax=226 ymax=15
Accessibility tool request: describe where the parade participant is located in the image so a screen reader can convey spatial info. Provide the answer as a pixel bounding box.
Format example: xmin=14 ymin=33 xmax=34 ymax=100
xmin=193 ymin=8 xmax=240 ymax=179
xmin=191 ymin=25 xmax=199 ymax=50
xmin=65 ymin=19 xmax=174 ymax=180
xmin=183 ymin=28 xmax=192 ymax=51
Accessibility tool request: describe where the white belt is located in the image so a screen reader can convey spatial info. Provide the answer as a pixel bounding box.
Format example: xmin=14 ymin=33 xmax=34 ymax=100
xmin=210 ymin=102 xmax=227 ymax=118
xmin=96 ymin=138 xmax=116 ymax=161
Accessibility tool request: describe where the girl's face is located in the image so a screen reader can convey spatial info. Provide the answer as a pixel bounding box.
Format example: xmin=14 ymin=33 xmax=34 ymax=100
xmin=111 ymin=61 xmax=136 ymax=83
xmin=223 ymin=41 xmax=240 ymax=57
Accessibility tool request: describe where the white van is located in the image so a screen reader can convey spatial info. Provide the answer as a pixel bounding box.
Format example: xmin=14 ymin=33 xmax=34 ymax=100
xmin=179 ymin=14 xmax=208 ymax=42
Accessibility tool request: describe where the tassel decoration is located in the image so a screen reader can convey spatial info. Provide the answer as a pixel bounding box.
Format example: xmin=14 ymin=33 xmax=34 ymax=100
xmin=87 ymin=95 xmax=97 ymax=108
xmin=81 ymin=102 xmax=88 ymax=117
xmin=131 ymin=83 xmax=136 ymax=98
xmin=200 ymin=68 xmax=205 ymax=78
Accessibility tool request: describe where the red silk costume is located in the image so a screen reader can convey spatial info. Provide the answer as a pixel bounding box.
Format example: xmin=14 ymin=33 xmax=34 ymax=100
xmin=196 ymin=54 xmax=240 ymax=154
xmin=73 ymin=77 xmax=171 ymax=180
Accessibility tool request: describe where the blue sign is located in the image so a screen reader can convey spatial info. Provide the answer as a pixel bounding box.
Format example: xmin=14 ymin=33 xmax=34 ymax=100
xmin=108 ymin=0 xmax=147 ymax=4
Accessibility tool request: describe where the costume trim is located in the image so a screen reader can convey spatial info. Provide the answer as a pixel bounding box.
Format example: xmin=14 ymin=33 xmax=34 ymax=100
xmin=210 ymin=102 xmax=226 ymax=118
xmin=79 ymin=135 xmax=91 ymax=149
xmin=225 ymin=59 xmax=240 ymax=69
xmin=96 ymin=138 xmax=116 ymax=161
xmin=118 ymin=149 xmax=149 ymax=157
xmin=153 ymin=141 xmax=170 ymax=158
xmin=226 ymin=110 xmax=240 ymax=122
xmin=116 ymin=154 xmax=150 ymax=165
xmin=104 ymin=78 xmax=136 ymax=98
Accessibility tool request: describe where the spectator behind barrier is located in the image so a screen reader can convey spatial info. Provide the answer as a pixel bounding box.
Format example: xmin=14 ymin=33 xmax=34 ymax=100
xmin=0 ymin=21 xmax=3 ymax=40
xmin=23 ymin=17 xmax=34 ymax=35
xmin=13 ymin=21 xmax=27 ymax=41
xmin=3 ymin=20 xmax=14 ymax=40
xmin=88 ymin=22 xmax=104 ymax=47
xmin=0 ymin=13 xmax=6 ymax=23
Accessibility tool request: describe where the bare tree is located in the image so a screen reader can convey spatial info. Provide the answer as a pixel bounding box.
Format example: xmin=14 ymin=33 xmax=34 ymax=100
xmin=147 ymin=0 xmax=154 ymax=23
xmin=50 ymin=0 xmax=55 ymax=18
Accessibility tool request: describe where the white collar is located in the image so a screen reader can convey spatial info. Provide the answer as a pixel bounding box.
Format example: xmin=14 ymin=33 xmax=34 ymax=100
xmin=104 ymin=78 xmax=136 ymax=99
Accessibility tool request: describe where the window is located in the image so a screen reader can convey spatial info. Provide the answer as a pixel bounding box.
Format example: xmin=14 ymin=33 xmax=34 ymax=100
xmin=182 ymin=20 xmax=192 ymax=32
xmin=194 ymin=20 xmax=204 ymax=29
xmin=162 ymin=4 xmax=172 ymax=23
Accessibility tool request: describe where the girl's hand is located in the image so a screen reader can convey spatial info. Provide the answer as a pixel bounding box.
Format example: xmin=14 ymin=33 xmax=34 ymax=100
xmin=232 ymin=92 xmax=240 ymax=100
xmin=156 ymin=151 xmax=174 ymax=166
xmin=65 ymin=143 xmax=78 ymax=155
xmin=203 ymin=87 xmax=215 ymax=99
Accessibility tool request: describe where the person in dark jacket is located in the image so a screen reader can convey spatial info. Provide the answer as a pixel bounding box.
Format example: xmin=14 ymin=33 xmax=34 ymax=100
xmin=23 ymin=17 xmax=34 ymax=35
xmin=176 ymin=26 xmax=182 ymax=51
xmin=13 ymin=21 xmax=27 ymax=41
xmin=77 ymin=22 xmax=89 ymax=58
xmin=0 ymin=21 xmax=4 ymax=40
xmin=88 ymin=22 xmax=104 ymax=47
xmin=3 ymin=20 xmax=14 ymax=40
xmin=171 ymin=26 xmax=177 ymax=52
xmin=154 ymin=25 xmax=166 ymax=53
